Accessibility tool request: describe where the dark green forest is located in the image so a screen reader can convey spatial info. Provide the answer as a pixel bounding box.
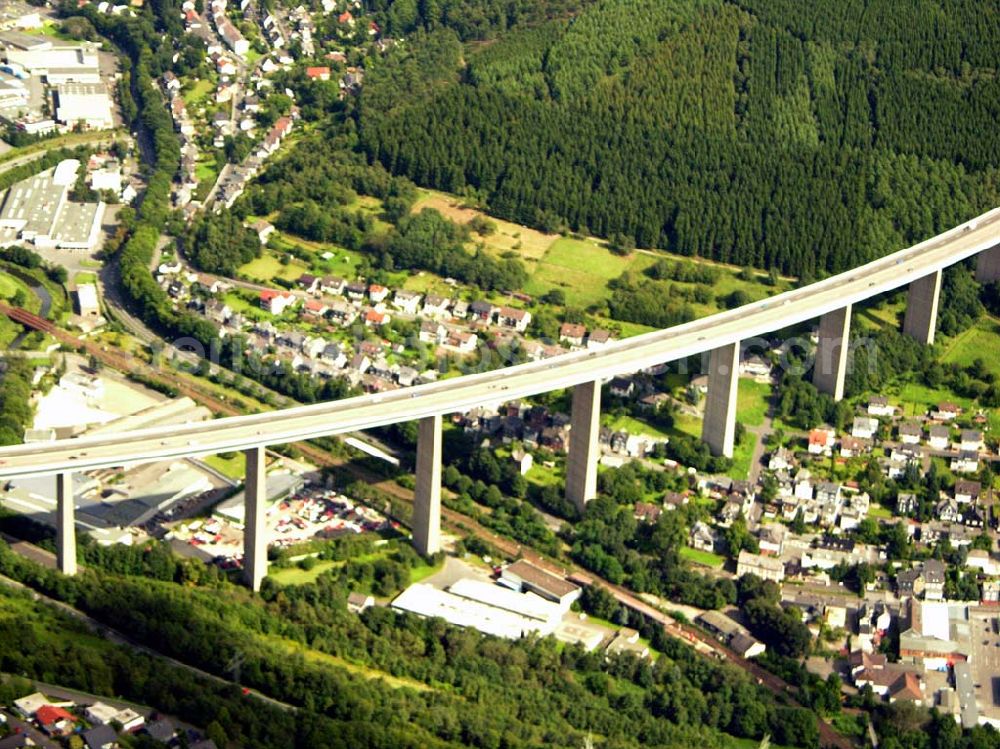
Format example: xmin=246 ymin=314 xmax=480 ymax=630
xmin=0 ymin=540 xmax=822 ymax=749
xmin=357 ymin=0 xmax=1000 ymax=276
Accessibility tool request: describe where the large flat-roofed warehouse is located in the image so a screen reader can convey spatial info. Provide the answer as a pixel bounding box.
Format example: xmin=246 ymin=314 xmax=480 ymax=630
xmin=391 ymin=583 xmax=559 ymax=640
xmin=4 ymin=42 xmax=101 ymax=83
xmin=54 ymin=82 xmax=113 ymax=130
xmin=0 ymin=159 xmax=105 ymax=250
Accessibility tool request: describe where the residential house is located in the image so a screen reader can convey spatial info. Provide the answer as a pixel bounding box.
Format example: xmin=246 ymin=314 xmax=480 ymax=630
xmin=305 ymin=65 xmax=330 ymax=80
xmin=393 ymin=290 xmax=421 ymax=314
xmin=347 ymin=591 xmax=373 ymax=613
xmin=419 ymin=320 xmax=447 ymax=345
xmin=345 ymin=281 xmax=367 ymax=301
xmin=868 ymin=396 xmax=895 ymax=417
xmin=757 ymin=524 xmax=786 ymax=555
xmin=83 ymin=724 xmax=119 ymax=749
xmin=736 ymin=550 xmax=785 ymax=582
xmin=852 ymin=416 xmax=879 ymax=440
xmin=768 ymin=447 xmax=794 ymax=471
xmin=469 ymin=300 xmax=497 ymax=322
xmin=296 ymin=273 xmax=319 ymax=293
xmin=259 ymin=289 xmax=296 ymax=315
xmin=928 ymin=425 xmax=951 ymax=450
xmin=634 ymin=502 xmax=662 ymax=524
xmin=954 ymin=480 xmax=981 ymax=504
xmin=327 ymin=298 xmax=356 ymax=325
xmin=498 ymin=306 xmax=531 ymax=332
xmin=609 ymin=377 xmax=634 ymax=398
xmin=368 ymin=283 xmax=389 ymax=304
xmin=451 ymin=299 xmax=469 ymax=319
xmin=302 ymin=298 xmax=328 ymax=317
xmin=740 ymin=355 xmax=771 ymax=377
xmin=320 ymin=343 xmax=346 ymax=368
xmin=922 ymin=560 xmax=946 ymax=601
xmin=689 ymin=521 xmax=719 ymax=553
xmin=204 ymin=299 xmax=231 ymax=324
xmin=364 ymin=309 xmax=389 ymax=327
xmin=559 ymin=322 xmax=586 ymax=347
xmin=959 ymin=430 xmax=984 ymax=452
xmin=349 ymin=353 xmax=371 ymax=374
xmin=510 ymin=449 xmax=533 ymax=476
xmin=587 ymin=329 xmax=613 ymax=349
xmin=808 ymin=426 xmax=836 ymax=454
xmin=932 ymin=402 xmax=961 ymax=421
xmin=896 ymin=568 xmax=923 ymax=598
xmin=840 ymin=436 xmax=870 ymax=458
xmin=320 ymin=276 xmax=345 ymax=295
xmin=897 ymin=493 xmax=919 ymax=515
xmin=898 ymin=422 xmax=922 ymax=445
xmin=446 ymin=331 xmax=477 ymax=353
xmin=36 ymin=705 xmax=77 ymax=737
xmin=951 ymin=452 xmax=979 ymax=473
xmin=936 ymin=498 xmax=963 ymax=524
xmin=422 ymin=294 xmax=450 ymax=317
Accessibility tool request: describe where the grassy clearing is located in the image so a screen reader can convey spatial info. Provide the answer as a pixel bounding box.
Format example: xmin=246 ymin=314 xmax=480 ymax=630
xmin=0 ymin=316 xmax=19 ymax=347
xmin=523 ymin=236 xmax=658 ymax=308
xmin=941 ymin=315 xmax=1000 ymax=378
xmin=727 ymin=433 xmax=757 ymax=480
xmin=679 ymin=546 xmax=725 ymax=568
xmin=24 ymin=19 xmax=73 ymax=40
xmin=238 ymin=251 xmax=310 ymax=283
xmin=73 ymin=272 xmax=97 ymax=285
xmin=265 ymin=634 xmax=432 ymax=692
xmin=268 ymin=233 xmax=363 ymax=279
xmin=605 ymin=414 xmax=673 ymax=440
xmin=195 ymin=159 xmax=217 ymax=184
xmin=867 ymin=503 xmax=893 ymax=519
xmin=856 ymin=299 xmax=904 ymax=331
xmin=269 ymin=560 xmax=340 ymax=586
xmin=409 ymin=558 xmax=445 ymax=583
xmin=182 ymin=78 xmax=214 ymax=108
xmin=202 ymin=452 xmax=246 ymax=481
xmin=412 ymin=189 xmax=557 ymax=266
xmin=736 ymin=378 xmax=771 ymax=427
xmin=890 ymin=381 xmax=974 ymax=419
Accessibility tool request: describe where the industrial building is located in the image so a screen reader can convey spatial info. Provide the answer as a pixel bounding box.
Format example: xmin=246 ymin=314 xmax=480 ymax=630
xmin=55 ymin=82 xmax=114 ymax=130
xmin=497 ymin=559 xmax=581 ymax=608
xmin=0 ymin=160 xmax=105 ymax=250
xmin=5 ymin=41 xmax=101 ymax=83
xmin=391 ymin=583 xmax=560 ymax=640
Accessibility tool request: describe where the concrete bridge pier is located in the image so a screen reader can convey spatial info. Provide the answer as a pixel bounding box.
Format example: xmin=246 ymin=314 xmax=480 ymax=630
xmin=56 ymin=471 xmax=77 ymax=576
xmin=813 ymin=304 xmax=852 ymax=401
xmin=243 ymin=446 xmax=268 ymax=591
xmin=903 ymin=269 xmax=942 ymax=345
xmin=412 ymin=414 xmax=442 ymax=556
xmin=977 ymin=244 xmax=1000 ymax=283
xmin=702 ymin=342 xmax=739 ymax=458
xmin=566 ymin=380 xmax=601 ymax=514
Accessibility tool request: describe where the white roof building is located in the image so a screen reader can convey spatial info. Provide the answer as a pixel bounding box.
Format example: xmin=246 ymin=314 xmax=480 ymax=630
xmin=391 ymin=583 xmax=558 ymax=640
xmin=55 ymin=82 xmax=114 ymax=130
xmin=7 ymin=43 xmax=101 ymax=83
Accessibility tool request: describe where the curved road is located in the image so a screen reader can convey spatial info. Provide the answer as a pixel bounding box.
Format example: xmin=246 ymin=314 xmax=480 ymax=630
xmin=0 ymin=209 xmax=998 ymax=477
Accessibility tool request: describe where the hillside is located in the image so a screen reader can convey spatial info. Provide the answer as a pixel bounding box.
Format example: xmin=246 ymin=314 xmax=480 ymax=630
xmin=357 ymin=0 xmax=1000 ymax=277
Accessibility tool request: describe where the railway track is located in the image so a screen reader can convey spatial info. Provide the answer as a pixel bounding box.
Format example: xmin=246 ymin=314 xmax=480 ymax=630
xmin=1 ymin=303 xmax=850 ymax=747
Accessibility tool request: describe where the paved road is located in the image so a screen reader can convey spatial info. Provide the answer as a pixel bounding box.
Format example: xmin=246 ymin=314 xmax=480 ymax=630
xmin=3 ymin=207 xmax=998 ymax=478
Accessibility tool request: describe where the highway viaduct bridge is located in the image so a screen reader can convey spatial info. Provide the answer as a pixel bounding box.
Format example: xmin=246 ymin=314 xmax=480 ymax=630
xmin=2 ymin=211 xmax=1000 ymax=590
